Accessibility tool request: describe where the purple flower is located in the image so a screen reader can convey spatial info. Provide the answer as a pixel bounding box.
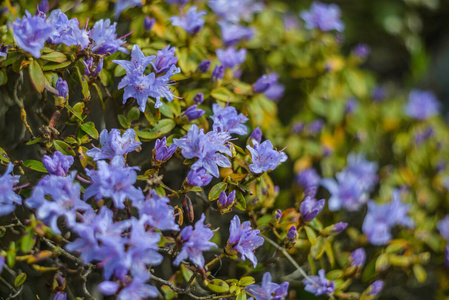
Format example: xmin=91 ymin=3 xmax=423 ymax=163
xmin=228 ymin=215 xmax=264 ymax=267
xmin=345 ymin=153 xmax=379 ymax=191
xmin=87 ymin=128 xmax=142 ymax=161
xmin=362 ymin=190 xmax=414 ymax=245
xmin=151 ymin=45 xmax=178 ymax=74
xmin=303 ymin=269 xmax=335 ymax=296
xmin=291 ymin=122 xmax=304 ymax=134
xmin=174 ymin=214 xmax=217 ymax=267
xmin=166 ymin=0 xmax=190 ymax=5
xmin=345 ymin=98 xmax=358 ymax=114
xmin=415 ymin=126 xmax=434 ymax=144
xmin=114 ymin=0 xmax=143 ymax=17
xmin=0 ymin=255 xmax=4 ymax=273
xmin=12 ymin=11 xmax=56 ymax=58
xmin=247 ymin=272 xmax=289 ymax=300
xmin=275 ymin=209 xmax=282 ymax=221
xmin=212 ymin=65 xmax=225 ymax=81
xmin=300 ymin=196 xmax=325 ymax=222
xmin=197 ymin=61 xmax=210 ymax=73
xmin=216 ymin=47 xmax=247 ymax=69
xmin=0 ymin=163 xmax=22 ymax=216
xmin=187 ymin=167 xmax=213 ymax=186
xmin=144 ymin=17 xmax=155 ymax=31
xmin=300 ymin=2 xmax=344 ymax=32
xmin=26 ymin=173 xmax=92 ymax=234
xmin=331 ymin=222 xmax=348 ymax=233
xmin=183 ymin=104 xmax=205 ymax=121
xmin=55 ymin=78 xmax=68 ymax=99
xmin=283 ymin=13 xmax=300 ymax=31
xmin=153 ymin=137 xmax=177 ymax=164
xmin=367 ymin=280 xmax=384 ymax=296
xmin=350 ymin=248 xmax=366 ymax=268
xmin=0 ymin=43 xmax=8 ymax=58
xmin=42 ymin=151 xmax=74 ymax=176
xmin=218 ymin=190 xmax=235 ymax=211
xmin=170 ymin=7 xmax=207 ymax=35
xmin=438 ymin=215 xmax=449 ymax=241
xmin=193 ymin=92 xmax=204 ymax=104
xmin=46 ymin=10 xmax=89 ymax=49
xmin=89 ymin=19 xmax=126 ymax=55
xmin=98 ymin=281 xmax=120 ymax=296
xmin=372 ymin=86 xmax=386 ymax=102
xmin=115 ymin=271 xmax=158 ymax=300
xmin=246 ymin=140 xmax=287 ymax=174
xmin=53 ymin=292 xmax=66 ymax=300
xmin=405 ymin=90 xmax=441 ymax=120
xmin=113 ymin=44 xmax=155 ymax=75
xmin=305 ymin=119 xmax=324 ymax=135
xmin=250 ymin=127 xmax=262 ymax=143
xmin=287 ymin=226 xmax=297 ymax=240
xmin=173 ymin=124 xmax=232 ymax=178
xmin=296 ymin=168 xmax=320 ymax=189
xmin=321 ymin=171 xmax=369 ymax=211
xmin=353 ymin=43 xmax=370 ymax=60
xmin=208 ymin=0 xmax=263 ymax=23
xmin=253 ymin=73 xmax=279 ymax=93
xmin=139 ymin=190 xmax=179 ymax=231
xmin=211 ymin=103 xmax=248 ymax=135
xmin=84 ymin=156 xmax=144 ymax=209
xmin=264 ymin=83 xmax=285 ymax=102
xmin=83 ymin=57 xmax=103 ymax=78
xmin=38 ymin=0 xmax=49 ymax=13
xmin=219 ymin=21 xmax=254 ymax=46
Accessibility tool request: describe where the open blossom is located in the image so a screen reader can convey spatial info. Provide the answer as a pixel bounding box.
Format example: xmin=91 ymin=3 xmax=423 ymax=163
xmin=151 ymin=45 xmax=178 ymax=74
xmin=173 ymin=214 xmax=217 ymax=267
xmin=113 ymin=44 xmax=156 ymax=75
xmin=227 ymin=215 xmax=264 ymax=267
xmin=170 ymin=6 xmax=206 ymax=35
xmin=345 ymin=153 xmax=378 ymax=191
xmin=211 ymin=104 xmax=248 ymax=135
xmin=300 ymin=196 xmax=325 ymax=222
xmin=87 ymin=128 xmax=141 ymax=161
xmin=187 ymin=167 xmax=213 ymax=186
xmin=89 ymin=19 xmax=127 ymax=55
xmin=0 ymin=163 xmax=22 ymax=216
xmin=139 ymin=190 xmax=179 ymax=231
xmin=219 ymin=21 xmax=254 ymax=46
xmin=246 ymin=272 xmax=289 ymax=300
xmin=174 ymin=124 xmax=232 ymax=178
xmin=405 ymin=89 xmax=441 ymax=120
xmin=296 ymin=168 xmax=321 ymax=189
xmin=246 ymin=140 xmax=287 ymax=174
xmin=26 ymin=172 xmax=91 ymax=234
xmin=46 ymin=9 xmax=89 ymax=49
xmin=83 ymin=57 xmax=103 ymax=78
xmin=216 ymin=47 xmax=247 ymax=69
xmin=208 ymin=0 xmax=263 ymax=23
xmin=300 ymin=2 xmax=344 ymax=32
xmin=84 ymin=156 xmax=144 ymax=209
xmin=303 ymin=269 xmax=335 ymax=296
xmin=42 ymin=151 xmax=74 ymax=176
xmin=114 ymin=0 xmax=143 ymax=17
xmin=362 ymin=189 xmax=414 ymax=245
xmin=12 ymin=11 xmax=56 ymax=58
xmin=253 ymin=73 xmax=279 ymax=94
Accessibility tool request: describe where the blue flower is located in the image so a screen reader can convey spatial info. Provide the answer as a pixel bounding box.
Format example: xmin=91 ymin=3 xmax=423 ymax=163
xmin=151 ymin=45 xmax=178 ymax=74
xmin=300 ymin=2 xmax=344 ymax=32
xmin=246 ymin=140 xmax=287 ymax=174
xmin=89 ymin=19 xmax=127 ymax=55
xmin=0 ymin=163 xmax=22 ymax=216
xmin=345 ymin=97 xmax=358 ymax=114
xmin=46 ymin=9 xmax=89 ymax=49
xmin=84 ymin=156 xmax=144 ymax=209
xmin=139 ymin=190 xmax=180 ymax=231
xmin=193 ymin=92 xmax=205 ymax=104
xmin=216 ymin=47 xmax=247 ymax=69
xmin=83 ymin=57 xmax=103 ymax=78
xmin=228 ymin=215 xmax=264 ymax=267
xmin=353 ymin=43 xmax=370 ymax=60
xmin=12 ymin=11 xmax=56 ymax=58
xmin=438 ymin=215 xmax=449 ymax=241
xmin=165 ymin=0 xmax=190 ymax=5
xmin=253 ymin=73 xmax=279 ymax=94
xmin=264 ymin=83 xmax=285 ymax=102
xmin=42 ymin=151 xmax=74 ymax=176
xmin=173 ymin=214 xmax=217 ymax=267
xmin=345 ymin=153 xmax=378 ymax=191
xmin=197 ymin=61 xmax=211 ymax=73
xmin=170 ymin=6 xmax=207 ymax=35
xmin=113 ymin=44 xmax=156 ymax=75
xmin=300 ymin=196 xmax=325 ymax=222
xmin=211 ymin=103 xmax=248 ymax=135
xmin=208 ymin=0 xmax=263 ymax=23
xmin=114 ymin=0 xmax=143 ymax=17
xmin=55 ymin=78 xmax=68 ymax=99
xmin=115 ymin=271 xmax=158 ymax=300
xmin=246 ymin=272 xmax=289 ymax=300
xmin=250 ymin=127 xmax=263 ymax=143
xmin=212 ymin=65 xmax=225 ymax=81
xmin=350 ymin=248 xmax=366 ymax=268
xmin=367 ymin=280 xmax=384 ymax=296
xmin=405 ymin=89 xmax=440 ymax=120
xmin=38 ymin=0 xmax=49 ymax=13
xmin=153 ymin=137 xmax=177 ymax=164
xmin=53 ymin=292 xmax=66 ymax=300
xmin=144 ymin=17 xmax=155 ymax=31
xmin=86 ymin=128 xmax=142 ymax=161
xmin=219 ymin=21 xmax=254 ymax=46
xmin=303 ymin=269 xmax=335 ymax=296
xmin=286 ymin=226 xmax=297 ymax=240
xmin=187 ymin=167 xmax=213 ymax=186
xmin=183 ymin=104 xmax=205 ymax=121
xmin=296 ymin=168 xmax=320 ymax=189
xmin=218 ymin=190 xmax=236 ymax=212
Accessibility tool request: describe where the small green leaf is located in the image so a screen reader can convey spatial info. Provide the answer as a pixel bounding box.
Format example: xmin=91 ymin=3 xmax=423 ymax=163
xmin=236 ymin=293 xmax=247 ymax=300
xmin=54 ymin=140 xmax=76 ymax=156
xmin=118 ymin=114 xmax=130 ymax=128
xmin=14 ymin=273 xmax=27 ymax=287
xmin=41 ymin=61 xmax=71 ymax=71
xmin=238 ymin=276 xmax=255 ymax=286
xmin=29 ymin=60 xmax=45 ymax=93
xmin=41 ymin=51 xmax=67 ymax=63
xmin=310 ymin=236 xmax=325 ymax=259
xmin=234 ymin=190 xmax=247 ymax=210
xmin=127 ymin=107 xmax=141 ymax=123
xmin=413 ymin=264 xmax=427 ymax=283
xmin=0 ymin=147 xmax=9 ymax=163
xmin=26 ymin=137 xmax=43 ymax=146
xmin=304 ymin=226 xmax=317 ymax=245
xmin=23 ymin=160 xmax=48 ymax=173
xmin=211 ymin=88 xmax=238 ymax=102
xmin=326 ymin=269 xmax=343 ymax=280
xmin=151 ymin=119 xmax=176 ymax=135
xmin=92 ymin=83 xmax=104 ymax=110
xmin=135 ymin=130 xmax=160 ymax=140
xmin=7 ymin=242 xmax=16 ymax=268
xmin=80 ymin=122 xmax=99 ymax=139
xmin=208 ymin=182 xmax=228 ymax=201
xmin=0 ymin=68 xmax=7 ymax=86
xmin=20 ymin=231 xmax=35 ymax=253
xmin=66 ymin=103 xmax=84 ymax=121
xmin=207 ymin=279 xmax=230 ymax=293
xmin=375 ymin=253 xmax=389 ymax=273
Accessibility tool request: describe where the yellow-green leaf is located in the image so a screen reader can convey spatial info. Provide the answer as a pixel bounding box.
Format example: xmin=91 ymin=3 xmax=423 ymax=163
xmin=14 ymin=273 xmax=27 ymax=287
xmin=41 ymin=51 xmax=67 ymax=63
xmin=207 ymin=279 xmax=230 ymax=293
xmin=80 ymin=122 xmax=99 ymax=139
xmin=42 ymin=61 xmax=71 ymax=71
xmin=54 ymin=140 xmax=76 ymax=156
xmin=208 ymin=182 xmax=228 ymax=201
xmin=23 ymin=160 xmax=48 ymax=173
xmin=151 ymin=119 xmax=176 ymax=135
xmin=211 ymin=88 xmax=237 ymax=102
xmin=29 ymin=60 xmax=45 ymax=93
xmin=304 ymin=226 xmax=317 ymax=245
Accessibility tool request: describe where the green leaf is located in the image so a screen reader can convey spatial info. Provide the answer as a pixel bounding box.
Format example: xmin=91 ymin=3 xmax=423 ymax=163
xmin=118 ymin=114 xmax=130 ymax=128
xmin=23 ymin=160 xmax=48 ymax=173
xmin=375 ymin=253 xmax=389 ymax=273
xmin=151 ymin=119 xmax=176 ymax=135
xmin=304 ymin=226 xmax=317 ymax=245
xmin=80 ymin=122 xmax=99 ymax=139
xmin=92 ymin=83 xmax=104 ymax=110
xmin=326 ymin=269 xmax=343 ymax=280
xmin=208 ymin=182 xmax=228 ymax=201
xmin=0 ymin=68 xmax=7 ymax=86
xmin=41 ymin=51 xmax=67 ymax=63
xmin=310 ymin=236 xmax=325 ymax=259
xmin=41 ymin=61 xmax=71 ymax=71
xmin=66 ymin=103 xmax=84 ymax=121
xmin=135 ymin=130 xmax=160 ymax=140
xmin=211 ymin=88 xmax=238 ymax=102
xmin=236 ymin=293 xmax=247 ymax=300
xmin=0 ymin=147 xmax=9 ymax=163
xmin=127 ymin=107 xmax=141 ymax=123
xmin=54 ymin=140 xmax=76 ymax=156
xmin=26 ymin=137 xmax=43 ymax=146
xmin=76 ymin=67 xmax=90 ymax=100
xmin=29 ymin=60 xmax=45 ymax=93
xmin=238 ymin=276 xmax=255 ymax=286
xmin=7 ymin=242 xmax=16 ymax=268
xmin=14 ymin=273 xmax=26 ymax=287
xmin=413 ymin=264 xmax=427 ymax=283
xmin=234 ymin=190 xmax=247 ymax=210
xmin=20 ymin=231 xmax=35 ymax=253
xmin=207 ymin=279 xmax=230 ymax=293
xmin=159 ymin=103 xmax=174 ymax=118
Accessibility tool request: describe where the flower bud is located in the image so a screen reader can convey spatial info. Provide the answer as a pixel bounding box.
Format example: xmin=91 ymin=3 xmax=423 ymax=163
xmin=187 ymin=168 xmax=212 ymax=187
xmin=287 ymin=226 xmax=297 ymax=240
xmin=193 ymin=93 xmax=204 ymax=104
xmin=350 ymin=248 xmax=366 ymax=268
xmin=367 ymin=280 xmax=384 ymax=296
xmin=250 ymin=127 xmax=262 ymax=144
xmin=183 ymin=105 xmax=205 ymax=121
xmin=253 ymin=73 xmax=278 ymax=93
xmin=144 ymin=16 xmax=155 ymax=31
xmin=197 ymin=60 xmax=211 ymax=73
xmin=55 ymin=78 xmax=68 ymax=99
xmin=212 ymin=65 xmax=224 ymax=82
